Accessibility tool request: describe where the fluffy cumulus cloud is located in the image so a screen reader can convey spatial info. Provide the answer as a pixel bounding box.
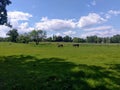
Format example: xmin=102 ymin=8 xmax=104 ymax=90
xmin=35 ymin=13 xmax=108 ymax=34
xmin=79 ymin=10 xmax=120 ymax=38
xmin=0 ymin=11 xmax=33 ymax=37
xmin=8 ymin=11 xmax=32 ymax=21
xmin=1 ymin=10 xmax=120 ymax=38
xmin=0 ymin=25 xmax=10 ymax=37
xmin=78 ymin=13 xmax=106 ymax=28
xmin=18 ymin=22 xmax=34 ymax=33
xmin=35 ymin=17 xmax=76 ymax=31
xmin=8 ymin=11 xmax=32 ymax=28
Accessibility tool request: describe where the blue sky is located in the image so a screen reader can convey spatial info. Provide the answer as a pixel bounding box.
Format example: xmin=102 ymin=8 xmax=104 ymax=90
xmin=0 ymin=0 xmax=120 ymax=37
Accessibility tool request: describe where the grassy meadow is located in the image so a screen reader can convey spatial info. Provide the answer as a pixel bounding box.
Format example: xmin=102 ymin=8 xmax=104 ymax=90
xmin=0 ymin=42 xmax=120 ymax=90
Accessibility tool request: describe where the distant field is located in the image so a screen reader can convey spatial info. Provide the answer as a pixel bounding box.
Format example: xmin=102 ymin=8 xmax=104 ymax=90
xmin=0 ymin=42 xmax=120 ymax=90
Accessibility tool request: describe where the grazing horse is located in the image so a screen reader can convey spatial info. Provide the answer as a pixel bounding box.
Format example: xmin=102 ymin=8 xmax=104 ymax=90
xmin=57 ymin=44 xmax=63 ymax=47
xmin=73 ymin=44 xmax=79 ymax=47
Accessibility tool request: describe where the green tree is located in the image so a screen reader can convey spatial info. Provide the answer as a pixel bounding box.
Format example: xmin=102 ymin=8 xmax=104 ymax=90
xmin=73 ymin=37 xmax=85 ymax=43
xmin=56 ymin=36 xmax=63 ymax=42
xmin=7 ymin=29 xmax=19 ymax=42
xmin=96 ymin=37 xmax=103 ymax=43
xmin=18 ymin=33 xmax=30 ymax=44
xmin=111 ymin=34 xmax=120 ymax=43
xmin=0 ymin=0 xmax=11 ymax=25
xmin=73 ymin=37 xmax=80 ymax=43
xmin=63 ymin=36 xmax=72 ymax=42
xmin=30 ymin=30 xmax=46 ymax=45
xmin=86 ymin=35 xmax=98 ymax=43
xmin=46 ymin=37 xmax=53 ymax=42
xmin=52 ymin=35 xmax=57 ymax=42
xmin=52 ymin=35 xmax=63 ymax=42
xmin=79 ymin=38 xmax=86 ymax=43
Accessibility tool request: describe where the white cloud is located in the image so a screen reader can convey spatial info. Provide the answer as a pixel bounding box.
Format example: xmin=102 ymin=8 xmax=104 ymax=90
xmin=105 ymin=14 xmax=111 ymax=19
xmin=8 ymin=11 xmax=32 ymax=21
xmin=104 ymin=10 xmax=120 ymax=20
xmin=81 ymin=29 xmax=120 ymax=38
xmin=55 ymin=33 xmax=61 ymax=36
xmin=18 ymin=22 xmax=34 ymax=34
xmin=0 ymin=23 xmax=34 ymax=37
xmin=8 ymin=11 xmax=32 ymax=28
xmin=78 ymin=13 xmax=106 ymax=28
xmin=0 ymin=25 xmax=10 ymax=37
xmin=35 ymin=17 xmax=76 ymax=31
xmin=41 ymin=17 xmax=48 ymax=21
xmin=1 ymin=10 xmax=120 ymax=38
xmin=108 ymin=10 xmax=120 ymax=16
xmin=0 ymin=11 xmax=33 ymax=37
xmin=19 ymin=22 xmax=29 ymax=29
xmin=84 ymin=26 xmax=113 ymax=31
xmin=101 ymin=10 xmax=120 ymax=20
xmin=7 ymin=11 xmax=33 ymax=35
xmin=63 ymin=30 xmax=76 ymax=36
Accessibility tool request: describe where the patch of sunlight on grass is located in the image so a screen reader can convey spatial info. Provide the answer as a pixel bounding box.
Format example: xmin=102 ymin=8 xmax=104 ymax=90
xmin=71 ymin=67 xmax=80 ymax=72
xmin=85 ymin=79 xmax=101 ymax=88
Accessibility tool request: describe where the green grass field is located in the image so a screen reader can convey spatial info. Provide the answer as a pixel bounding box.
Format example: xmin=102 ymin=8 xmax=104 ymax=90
xmin=0 ymin=42 xmax=120 ymax=90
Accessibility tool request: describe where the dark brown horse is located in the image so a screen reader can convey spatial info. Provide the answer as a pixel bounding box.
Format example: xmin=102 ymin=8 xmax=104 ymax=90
xmin=73 ymin=44 xmax=79 ymax=47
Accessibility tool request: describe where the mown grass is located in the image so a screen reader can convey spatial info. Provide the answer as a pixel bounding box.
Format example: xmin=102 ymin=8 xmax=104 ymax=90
xmin=0 ymin=42 xmax=120 ymax=90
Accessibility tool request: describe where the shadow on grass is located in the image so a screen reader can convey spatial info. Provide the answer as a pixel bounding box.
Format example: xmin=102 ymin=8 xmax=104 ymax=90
xmin=0 ymin=55 xmax=119 ymax=90
xmin=108 ymin=64 xmax=120 ymax=72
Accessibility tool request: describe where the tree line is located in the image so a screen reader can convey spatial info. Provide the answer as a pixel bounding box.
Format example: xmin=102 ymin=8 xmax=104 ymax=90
xmin=46 ymin=34 xmax=120 ymax=43
xmin=1 ymin=0 xmax=120 ymax=44
xmin=0 ymin=29 xmax=120 ymax=44
xmin=2 ymin=29 xmax=47 ymax=45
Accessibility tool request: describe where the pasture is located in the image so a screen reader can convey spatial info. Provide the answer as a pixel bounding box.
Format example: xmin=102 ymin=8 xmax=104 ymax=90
xmin=0 ymin=42 xmax=120 ymax=90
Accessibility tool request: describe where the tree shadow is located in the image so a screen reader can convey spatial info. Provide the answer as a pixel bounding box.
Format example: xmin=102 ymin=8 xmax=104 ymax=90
xmin=108 ymin=64 xmax=120 ymax=72
xmin=0 ymin=55 xmax=119 ymax=90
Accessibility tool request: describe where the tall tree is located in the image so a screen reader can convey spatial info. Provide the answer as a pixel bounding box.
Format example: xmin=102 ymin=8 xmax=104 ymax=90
xmin=30 ymin=30 xmax=46 ymax=45
xmin=56 ymin=36 xmax=63 ymax=42
xmin=111 ymin=34 xmax=120 ymax=43
xmin=63 ymin=36 xmax=72 ymax=42
xmin=18 ymin=33 xmax=30 ymax=44
xmin=52 ymin=35 xmax=63 ymax=42
xmin=86 ymin=36 xmax=98 ymax=43
xmin=73 ymin=37 xmax=80 ymax=43
xmin=46 ymin=37 xmax=53 ymax=42
xmin=7 ymin=29 xmax=19 ymax=42
xmin=0 ymin=0 xmax=11 ymax=25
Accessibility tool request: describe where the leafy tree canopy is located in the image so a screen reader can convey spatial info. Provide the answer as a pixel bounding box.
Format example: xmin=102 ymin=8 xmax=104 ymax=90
xmin=7 ymin=29 xmax=19 ymax=42
xmin=29 ymin=30 xmax=46 ymax=45
xmin=0 ymin=0 xmax=11 ymax=25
